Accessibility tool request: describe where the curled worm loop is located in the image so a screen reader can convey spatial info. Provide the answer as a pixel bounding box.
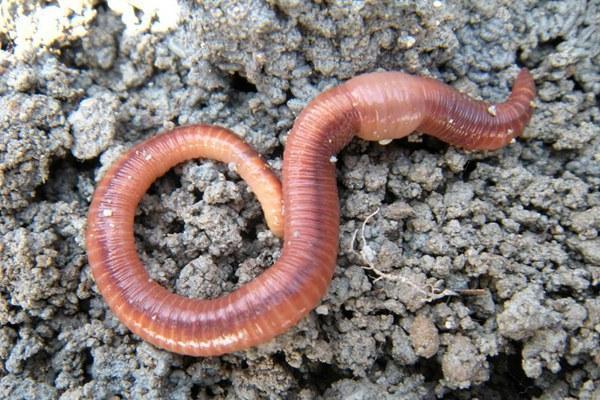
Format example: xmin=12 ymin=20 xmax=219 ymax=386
xmin=86 ymin=69 xmax=535 ymax=356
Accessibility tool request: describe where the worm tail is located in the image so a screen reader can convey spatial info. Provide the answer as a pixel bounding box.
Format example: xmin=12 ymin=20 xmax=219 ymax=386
xmin=86 ymin=125 xmax=286 ymax=355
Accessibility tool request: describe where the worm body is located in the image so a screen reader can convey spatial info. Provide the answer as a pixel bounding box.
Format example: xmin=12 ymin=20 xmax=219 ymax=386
xmin=86 ymin=69 xmax=535 ymax=356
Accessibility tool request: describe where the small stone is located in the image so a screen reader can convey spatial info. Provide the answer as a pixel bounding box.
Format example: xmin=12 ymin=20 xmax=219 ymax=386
xmin=409 ymin=314 xmax=439 ymax=358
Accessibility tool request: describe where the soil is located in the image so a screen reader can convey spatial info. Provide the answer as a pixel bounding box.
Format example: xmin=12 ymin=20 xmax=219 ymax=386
xmin=0 ymin=1 xmax=598 ymax=399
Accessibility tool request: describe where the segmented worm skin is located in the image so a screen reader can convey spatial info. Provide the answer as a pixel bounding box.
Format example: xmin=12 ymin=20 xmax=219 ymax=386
xmin=86 ymin=69 xmax=535 ymax=356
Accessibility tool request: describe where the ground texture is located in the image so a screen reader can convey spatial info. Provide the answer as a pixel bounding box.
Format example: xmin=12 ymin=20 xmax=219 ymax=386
xmin=0 ymin=0 xmax=598 ymax=399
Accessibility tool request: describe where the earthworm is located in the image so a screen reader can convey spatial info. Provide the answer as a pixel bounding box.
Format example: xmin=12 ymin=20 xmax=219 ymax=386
xmin=86 ymin=68 xmax=535 ymax=356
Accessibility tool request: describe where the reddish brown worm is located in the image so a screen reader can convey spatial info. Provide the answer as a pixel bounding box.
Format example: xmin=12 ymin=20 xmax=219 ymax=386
xmin=86 ymin=69 xmax=535 ymax=356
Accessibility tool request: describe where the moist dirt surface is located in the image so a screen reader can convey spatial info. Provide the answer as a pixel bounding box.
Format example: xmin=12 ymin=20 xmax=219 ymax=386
xmin=0 ymin=1 xmax=598 ymax=399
